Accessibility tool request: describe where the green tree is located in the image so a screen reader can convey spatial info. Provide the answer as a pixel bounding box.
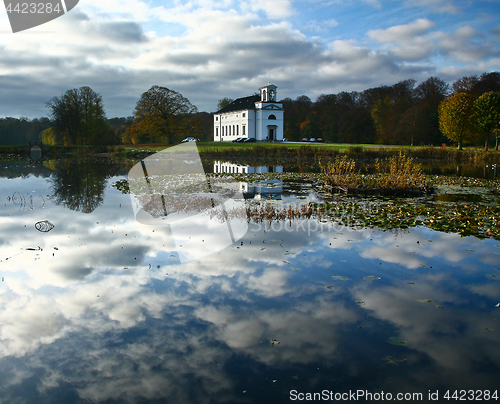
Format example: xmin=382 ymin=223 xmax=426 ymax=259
xmin=46 ymin=86 xmax=108 ymax=145
xmin=130 ymin=86 xmax=199 ymax=144
xmin=217 ymin=97 xmax=234 ymax=111
xmin=370 ymin=96 xmax=393 ymax=143
xmin=439 ymin=92 xmax=476 ymax=150
xmin=474 ymin=91 xmax=500 ymax=151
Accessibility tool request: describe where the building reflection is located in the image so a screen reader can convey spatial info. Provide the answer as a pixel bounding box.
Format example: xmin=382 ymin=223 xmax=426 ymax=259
xmin=213 ymin=161 xmax=283 ymax=201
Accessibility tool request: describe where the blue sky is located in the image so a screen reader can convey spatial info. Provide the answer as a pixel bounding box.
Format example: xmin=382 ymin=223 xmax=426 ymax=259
xmin=0 ymin=0 xmax=499 ymax=118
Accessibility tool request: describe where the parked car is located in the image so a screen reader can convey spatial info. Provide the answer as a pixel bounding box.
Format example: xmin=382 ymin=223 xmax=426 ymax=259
xmin=181 ymin=137 xmax=195 ymax=143
xmin=282 ymin=138 xmax=288 ymax=142
xmin=309 ymin=138 xmax=316 ymax=142
xmin=316 ymin=138 xmax=324 ymax=142
xmin=244 ymin=138 xmax=256 ymax=143
xmin=232 ymin=138 xmax=243 ymax=143
xmin=301 ymin=138 xmax=308 ymax=142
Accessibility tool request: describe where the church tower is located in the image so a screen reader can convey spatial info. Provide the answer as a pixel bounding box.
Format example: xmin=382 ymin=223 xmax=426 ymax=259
xmin=255 ymin=82 xmax=283 ymax=141
xmin=260 ymin=82 xmax=277 ymax=102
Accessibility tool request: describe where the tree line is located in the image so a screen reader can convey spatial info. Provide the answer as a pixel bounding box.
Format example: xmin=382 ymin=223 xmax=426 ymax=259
xmin=0 ymin=85 xmax=211 ymax=146
xmin=1 ymin=72 xmax=499 ymax=146
xmin=283 ymin=72 xmax=500 ymax=146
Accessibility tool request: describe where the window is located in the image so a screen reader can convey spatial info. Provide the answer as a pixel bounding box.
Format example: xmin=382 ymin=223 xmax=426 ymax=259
xmin=268 ymin=114 xmax=276 ymax=120
xmin=243 ymin=113 xmax=246 ymax=118
xmin=216 ymin=116 xmax=218 ymax=121
xmin=236 ymin=126 xmax=239 ymax=136
xmin=216 ymin=128 xmax=219 ymax=137
xmin=242 ymin=125 xmax=246 ymax=135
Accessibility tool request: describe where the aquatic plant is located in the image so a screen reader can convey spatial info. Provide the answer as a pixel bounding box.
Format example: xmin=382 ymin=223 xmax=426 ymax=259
xmin=320 ymin=152 xmax=433 ymax=195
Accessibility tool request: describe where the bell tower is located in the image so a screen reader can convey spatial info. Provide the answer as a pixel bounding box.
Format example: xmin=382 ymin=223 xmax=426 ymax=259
xmin=260 ymin=82 xmax=277 ymax=102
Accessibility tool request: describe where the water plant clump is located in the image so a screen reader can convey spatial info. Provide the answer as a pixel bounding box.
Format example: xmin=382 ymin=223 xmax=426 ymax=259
xmin=320 ymin=153 xmax=433 ymax=196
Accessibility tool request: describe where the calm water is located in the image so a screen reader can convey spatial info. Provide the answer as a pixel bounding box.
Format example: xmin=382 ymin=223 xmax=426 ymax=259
xmin=0 ymin=157 xmax=499 ymax=404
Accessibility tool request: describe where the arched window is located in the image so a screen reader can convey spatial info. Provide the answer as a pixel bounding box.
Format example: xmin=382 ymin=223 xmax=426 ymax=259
xmin=268 ymin=114 xmax=276 ymax=120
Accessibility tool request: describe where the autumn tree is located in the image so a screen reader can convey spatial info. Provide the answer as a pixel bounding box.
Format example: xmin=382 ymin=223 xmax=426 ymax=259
xmin=46 ymin=86 xmax=108 ymax=145
xmin=130 ymin=86 xmax=200 ymax=144
xmin=438 ymin=92 xmax=476 ymax=150
xmin=474 ymin=91 xmax=500 ymax=150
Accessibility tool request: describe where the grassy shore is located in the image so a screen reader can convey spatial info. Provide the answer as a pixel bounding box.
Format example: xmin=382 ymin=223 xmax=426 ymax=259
xmin=2 ymin=142 xmax=500 ymax=164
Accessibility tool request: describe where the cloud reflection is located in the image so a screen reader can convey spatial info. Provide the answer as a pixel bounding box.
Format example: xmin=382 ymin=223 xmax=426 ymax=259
xmin=1 ymin=173 xmax=499 ymax=401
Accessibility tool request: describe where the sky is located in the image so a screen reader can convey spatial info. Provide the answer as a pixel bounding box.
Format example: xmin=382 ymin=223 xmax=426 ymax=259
xmin=0 ymin=0 xmax=499 ymax=118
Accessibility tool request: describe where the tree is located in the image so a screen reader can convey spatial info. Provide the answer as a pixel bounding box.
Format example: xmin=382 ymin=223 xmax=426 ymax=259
xmin=452 ymin=75 xmax=479 ymax=95
xmin=217 ymin=97 xmax=234 ymax=111
xmin=46 ymin=86 xmax=108 ymax=145
xmin=474 ymin=91 xmax=500 ymax=150
xmin=370 ymin=96 xmax=393 ymax=144
xmin=414 ymin=77 xmax=450 ymax=145
xmin=439 ymin=92 xmax=476 ymax=150
xmin=130 ymin=86 xmax=199 ymax=144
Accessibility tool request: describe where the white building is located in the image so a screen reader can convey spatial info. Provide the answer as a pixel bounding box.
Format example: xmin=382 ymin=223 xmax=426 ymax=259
xmin=213 ymin=83 xmax=284 ymax=142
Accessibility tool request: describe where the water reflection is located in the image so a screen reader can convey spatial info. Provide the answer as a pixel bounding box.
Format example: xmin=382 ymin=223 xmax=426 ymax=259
xmin=48 ymin=156 xmax=128 ymax=213
xmin=128 ymin=145 xmax=248 ymax=263
xmin=0 ymin=160 xmax=499 ymax=403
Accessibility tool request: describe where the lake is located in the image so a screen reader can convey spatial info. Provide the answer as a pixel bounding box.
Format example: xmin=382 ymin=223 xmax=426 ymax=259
xmin=1 ymin=150 xmax=499 ymax=403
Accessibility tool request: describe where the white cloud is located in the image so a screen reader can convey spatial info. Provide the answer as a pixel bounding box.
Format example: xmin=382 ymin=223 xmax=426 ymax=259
xmin=367 ymin=18 xmax=436 ymax=43
xmin=303 ymin=18 xmax=339 ymax=33
xmin=407 ymin=0 xmax=460 ymax=14
xmin=0 ymin=0 xmax=498 ymax=117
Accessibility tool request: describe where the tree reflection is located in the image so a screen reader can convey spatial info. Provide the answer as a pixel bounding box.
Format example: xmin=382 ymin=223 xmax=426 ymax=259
xmin=49 ymin=157 xmax=118 ymax=213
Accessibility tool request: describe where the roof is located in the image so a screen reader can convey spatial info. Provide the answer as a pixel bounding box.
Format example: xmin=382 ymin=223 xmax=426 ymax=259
xmin=216 ymin=95 xmax=260 ymax=114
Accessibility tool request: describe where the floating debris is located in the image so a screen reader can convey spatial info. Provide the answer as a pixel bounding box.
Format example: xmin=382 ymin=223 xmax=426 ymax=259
xmin=383 ymin=356 xmax=407 ymax=365
xmin=386 ymin=337 xmax=406 ymax=346
xmin=495 ymin=303 xmax=500 ymax=308
xmin=356 ymin=301 xmax=366 ymax=306
xmin=271 ymin=339 xmax=280 ymax=346
xmin=331 ymin=276 xmax=349 ymax=281
xmin=291 ymin=267 xmax=301 ymax=271
xmin=417 ymin=299 xmax=433 ymax=303
xmin=326 ymin=286 xmax=333 ymax=289
xmin=35 ymin=220 xmax=54 ymax=232
xmin=364 ymin=276 xmax=381 ymax=280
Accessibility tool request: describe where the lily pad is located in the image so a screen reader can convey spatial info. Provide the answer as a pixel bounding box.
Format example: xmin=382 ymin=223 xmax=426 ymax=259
xmin=386 ymin=337 xmax=406 ymax=346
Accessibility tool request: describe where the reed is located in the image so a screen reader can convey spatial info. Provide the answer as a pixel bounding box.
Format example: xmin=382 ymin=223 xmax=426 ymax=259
xmin=320 ymin=152 xmax=432 ymax=195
